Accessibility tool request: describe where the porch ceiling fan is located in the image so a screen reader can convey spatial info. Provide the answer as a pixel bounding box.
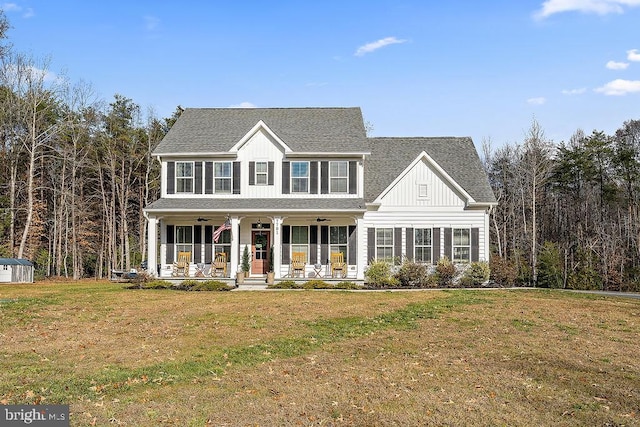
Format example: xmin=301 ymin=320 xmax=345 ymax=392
xmin=315 ymin=217 xmax=331 ymax=222
xmin=196 ymin=217 xmax=210 ymax=222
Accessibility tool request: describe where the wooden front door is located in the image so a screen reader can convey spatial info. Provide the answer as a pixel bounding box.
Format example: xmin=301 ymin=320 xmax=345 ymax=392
xmin=251 ymin=231 xmax=270 ymax=274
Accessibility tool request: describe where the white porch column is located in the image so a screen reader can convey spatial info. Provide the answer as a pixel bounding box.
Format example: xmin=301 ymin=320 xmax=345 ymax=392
xmin=356 ymin=217 xmax=365 ymax=280
xmin=272 ymin=216 xmax=283 ymax=278
xmin=230 ymin=216 xmax=240 ymax=275
xmin=147 ymin=215 xmax=158 ymax=277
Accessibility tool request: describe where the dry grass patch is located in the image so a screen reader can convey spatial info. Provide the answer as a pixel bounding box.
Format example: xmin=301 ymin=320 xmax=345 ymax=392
xmin=1 ymin=283 xmax=639 ymax=426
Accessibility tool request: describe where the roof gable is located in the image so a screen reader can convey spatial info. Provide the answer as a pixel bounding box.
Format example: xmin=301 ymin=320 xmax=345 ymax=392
xmin=153 ymin=107 xmax=369 ymax=155
xmin=231 ymin=120 xmax=292 ymax=153
xmin=365 ymin=137 xmax=497 ymax=205
xmin=373 ymin=150 xmax=474 ymax=204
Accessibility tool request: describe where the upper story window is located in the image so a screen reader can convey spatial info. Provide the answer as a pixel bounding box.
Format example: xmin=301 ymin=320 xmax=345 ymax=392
xmin=291 ymin=161 xmax=309 ymax=193
xmin=176 ymin=162 xmax=194 ymax=193
xmin=255 ymin=161 xmax=268 ymax=185
xmin=330 ymin=161 xmax=348 ymax=193
xmin=214 ymin=162 xmax=232 ymax=193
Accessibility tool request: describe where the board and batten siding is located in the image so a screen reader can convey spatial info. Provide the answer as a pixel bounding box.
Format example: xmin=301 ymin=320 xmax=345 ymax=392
xmin=375 ymin=158 xmax=467 ymax=209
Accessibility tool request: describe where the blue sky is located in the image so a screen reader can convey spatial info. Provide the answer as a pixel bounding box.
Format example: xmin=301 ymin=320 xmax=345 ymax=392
xmin=2 ymin=1 xmax=640 ymax=148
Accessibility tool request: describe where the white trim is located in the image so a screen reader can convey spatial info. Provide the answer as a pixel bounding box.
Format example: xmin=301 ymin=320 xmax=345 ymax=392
xmin=231 ymin=120 xmax=293 ymax=153
xmin=373 ymin=151 xmax=476 ymax=205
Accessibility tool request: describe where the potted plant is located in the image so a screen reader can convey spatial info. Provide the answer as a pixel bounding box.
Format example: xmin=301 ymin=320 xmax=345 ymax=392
xmin=266 ymin=246 xmax=275 ymax=284
xmin=241 ymin=245 xmax=251 ymax=274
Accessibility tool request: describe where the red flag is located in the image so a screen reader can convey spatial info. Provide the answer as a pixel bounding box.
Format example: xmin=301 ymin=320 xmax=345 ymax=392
xmin=213 ymin=219 xmax=231 ymax=243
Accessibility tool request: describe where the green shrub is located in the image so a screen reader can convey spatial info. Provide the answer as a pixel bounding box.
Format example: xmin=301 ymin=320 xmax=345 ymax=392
xmin=190 ymin=280 xmax=235 ymax=291
xmin=394 ymin=260 xmax=430 ymax=287
xmin=125 ymin=279 xmax=172 ymax=290
xmin=536 ymin=241 xmax=563 ymax=289
xmin=567 ymin=247 xmax=602 ymax=290
xmin=460 ymin=261 xmax=490 ymax=287
xmin=365 ymin=259 xmax=399 ymax=287
xmin=435 ymin=257 xmax=456 ymax=287
xmin=267 ymin=280 xmax=298 ymax=289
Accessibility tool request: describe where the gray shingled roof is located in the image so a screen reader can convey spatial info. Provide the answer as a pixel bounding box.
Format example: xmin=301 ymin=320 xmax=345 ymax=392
xmin=145 ymin=198 xmax=366 ymax=212
xmin=365 ymin=137 xmax=497 ymax=204
xmin=153 ymin=107 xmax=369 ymax=155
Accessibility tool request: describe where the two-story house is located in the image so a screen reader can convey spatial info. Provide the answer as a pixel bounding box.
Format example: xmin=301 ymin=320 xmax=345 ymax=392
xmin=144 ymin=107 xmax=497 ymax=280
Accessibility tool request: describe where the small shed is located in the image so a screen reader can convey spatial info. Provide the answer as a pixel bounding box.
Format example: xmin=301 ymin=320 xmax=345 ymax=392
xmin=0 ymin=258 xmax=34 ymax=283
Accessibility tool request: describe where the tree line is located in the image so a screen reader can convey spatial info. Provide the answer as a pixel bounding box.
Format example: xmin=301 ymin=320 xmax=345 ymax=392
xmin=0 ymin=11 xmax=182 ymax=278
xmin=484 ymin=119 xmax=640 ymax=291
xmin=1 ymin=11 xmax=640 ymax=289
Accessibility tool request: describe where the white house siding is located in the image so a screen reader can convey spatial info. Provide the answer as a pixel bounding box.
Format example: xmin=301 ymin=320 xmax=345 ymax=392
xmin=237 ymin=129 xmax=284 ymax=199
xmin=377 ymin=158 xmax=467 ymax=209
xmin=360 ymin=157 xmax=491 ymax=273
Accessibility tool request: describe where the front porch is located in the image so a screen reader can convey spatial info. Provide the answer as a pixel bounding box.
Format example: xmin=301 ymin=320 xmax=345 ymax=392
xmin=146 ymin=214 xmax=365 ymax=281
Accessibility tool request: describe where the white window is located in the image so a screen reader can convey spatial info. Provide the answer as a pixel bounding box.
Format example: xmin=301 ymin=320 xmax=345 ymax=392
xmin=175 ymin=226 xmax=193 ymax=257
xmin=414 ymin=228 xmax=432 ymax=263
xmin=291 ymin=226 xmax=309 ymax=259
xmin=291 ymin=162 xmax=309 ymax=193
xmin=214 ymin=162 xmax=232 ymax=193
xmin=176 ymin=162 xmax=193 ymax=193
xmin=330 ymin=226 xmax=348 ymax=260
xmin=453 ymin=228 xmax=470 ymax=263
xmin=330 ymin=161 xmax=348 ymax=193
xmin=255 ymin=161 xmax=268 ymax=185
xmin=418 ymin=183 xmax=429 ymax=198
xmin=376 ymin=228 xmax=394 ymax=261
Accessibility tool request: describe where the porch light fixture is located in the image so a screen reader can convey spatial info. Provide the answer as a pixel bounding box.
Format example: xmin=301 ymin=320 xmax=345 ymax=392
xmin=256 ymin=219 xmax=262 ymax=229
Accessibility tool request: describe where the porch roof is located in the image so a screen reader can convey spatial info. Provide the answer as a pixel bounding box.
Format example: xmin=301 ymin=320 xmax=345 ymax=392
xmin=145 ymin=197 xmax=366 ymax=214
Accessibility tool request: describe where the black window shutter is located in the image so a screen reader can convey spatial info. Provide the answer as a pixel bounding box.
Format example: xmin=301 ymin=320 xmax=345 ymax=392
xmin=282 ymin=225 xmax=290 ymax=264
xmin=367 ymin=228 xmax=375 ymax=263
xmin=282 ymin=162 xmax=290 ymax=194
xmin=205 ymin=225 xmax=213 ymax=263
xmin=406 ymin=228 xmax=414 ymax=261
xmin=349 ymin=161 xmax=357 ymax=194
xmin=194 ymin=162 xmax=203 ymax=194
xmin=320 ymin=161 xmax=329 ymax=194
xmin=194 ymin=225 xmax=202 ymax=262
xmin=320 ymin=225 xmax=329 ymax=264
xmin=444 ymin=228 xmax=452 ymax=260
xmin=204 ymin=162 xmax=213 ymax=194
xmin=268 ymin=161 xmax=274 ymax=185
xmin=233 ymin=162 xmax=241 ymax=194
xmin=167 ymin=162 xmax=175 ymax=194
xmin=433 ymin=228 xmax=440 ymax=263
xmin=394 ymin=227 xmax=402 ymax=263
xmin=471 ymin=228 xmax=479 ymax=262
xmin=348 ymin=225 xmax=356 ymax=265
xmin=166 ymin=225 xmax=174 ymax=263
xmin=310 ymin=226 xmax=318 ymax=264
xmin=310 ymin=161 xmax=318 ymax=194
xmin=249 ymin=162 xmax=255 ymax=185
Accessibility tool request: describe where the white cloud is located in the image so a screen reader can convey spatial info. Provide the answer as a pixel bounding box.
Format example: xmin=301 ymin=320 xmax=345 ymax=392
xmin=594 ymin=79 xmax=640 ymax=95
xmin=527 ymin=97 xmax=547 ymax=105
xmin=1 ymin=3 xmax=34 ymax=17
xmin=1 ymin=3 xmax=20 ymax=11
xmin=144 ymin=15 xmax=160 ymax=31
xmin=606 ymin=60 xmax=629 ymax=70
xmin=355 ymin=37 xmax=407 ymax=57
xmin=561 ymin=88 xmax=587 ymax=95
xmin=628 ymin=49 xmax=640 ymax=61
xmin=534 ymin=0 xmax=640 ymax=19
xmin=229 ymin=102 xmax=256 ymax=108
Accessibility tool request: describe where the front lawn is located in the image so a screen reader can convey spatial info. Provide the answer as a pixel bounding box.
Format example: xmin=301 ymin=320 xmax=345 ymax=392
xmin=1 ymin=281 xmax=638 ymax=426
